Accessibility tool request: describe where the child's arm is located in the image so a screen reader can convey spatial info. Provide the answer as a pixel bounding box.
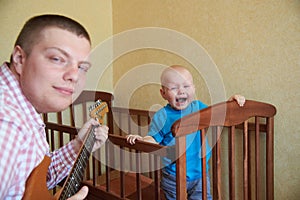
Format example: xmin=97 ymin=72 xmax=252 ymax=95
xmin=228 ymin=94 xmax=246 ymax=107
xmin=126 ymin=134 xmax=158 ymax=145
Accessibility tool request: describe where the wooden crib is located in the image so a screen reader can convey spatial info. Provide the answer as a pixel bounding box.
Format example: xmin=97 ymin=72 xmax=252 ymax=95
xmin=171 ymin=99 xmax=276 ymax=200
xmin=43 ymin=90 xmax=276 ymax=200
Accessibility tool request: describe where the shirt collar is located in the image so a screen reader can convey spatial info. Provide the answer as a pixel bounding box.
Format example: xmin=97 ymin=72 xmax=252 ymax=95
xmin=0 ymin=63 xmax=45 ymax=128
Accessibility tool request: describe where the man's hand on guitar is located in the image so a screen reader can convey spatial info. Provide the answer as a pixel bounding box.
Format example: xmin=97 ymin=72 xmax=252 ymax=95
xmin=74 ymin=118 xmax=109 ymax=153
xmin=66 ymin=186 xmax=88 ymax=200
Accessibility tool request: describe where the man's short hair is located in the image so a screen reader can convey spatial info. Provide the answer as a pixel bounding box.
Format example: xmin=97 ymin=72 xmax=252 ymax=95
xmin=14 ymin=14 xmax=91 ymax=55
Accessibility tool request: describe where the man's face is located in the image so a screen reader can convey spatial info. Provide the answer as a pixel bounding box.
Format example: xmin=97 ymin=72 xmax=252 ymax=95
xmin=13 ymin=27 xmax=91 ymax=113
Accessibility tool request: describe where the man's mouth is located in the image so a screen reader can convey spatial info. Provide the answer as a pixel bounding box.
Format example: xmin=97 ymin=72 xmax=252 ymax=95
xmin=54 ymin=86 xmax=74 ymax=95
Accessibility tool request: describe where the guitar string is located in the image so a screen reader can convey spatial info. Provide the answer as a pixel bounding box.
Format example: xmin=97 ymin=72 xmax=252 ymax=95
xmin=59 ymin=101 xmax=106 ymax=199
xmin=59 ymin=126 xmax=96 ymax=199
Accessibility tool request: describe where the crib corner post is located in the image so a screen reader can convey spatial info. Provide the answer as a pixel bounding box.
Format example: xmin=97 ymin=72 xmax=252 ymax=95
xmin=266 ymin=117 xmax=274 ymax=200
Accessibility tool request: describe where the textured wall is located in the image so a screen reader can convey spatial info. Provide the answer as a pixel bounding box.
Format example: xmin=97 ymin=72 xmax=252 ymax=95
xmin=0 ymin=0 xmax=299 ymax=199
xmin=112 ymin=0 xmax=300 ymax=199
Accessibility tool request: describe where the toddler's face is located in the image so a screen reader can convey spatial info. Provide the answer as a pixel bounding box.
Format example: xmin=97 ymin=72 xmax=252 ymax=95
xmin=160 ymin=68 xmax=195 ymax=110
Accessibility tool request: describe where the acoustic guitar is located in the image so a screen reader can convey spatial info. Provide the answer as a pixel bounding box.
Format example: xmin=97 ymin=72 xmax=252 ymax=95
xmin=22 ymin=100 xmax=108 ymax=200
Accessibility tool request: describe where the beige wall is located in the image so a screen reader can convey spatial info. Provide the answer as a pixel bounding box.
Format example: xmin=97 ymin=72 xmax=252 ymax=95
xmin=0 ymin=0 xmax=299 ymax=199
xmin=111 ymin=0 xmax=300 ymax=199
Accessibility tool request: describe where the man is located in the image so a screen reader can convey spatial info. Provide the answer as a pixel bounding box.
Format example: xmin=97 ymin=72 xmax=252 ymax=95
xmin=0 ymin=14 xmax=108 ymax=199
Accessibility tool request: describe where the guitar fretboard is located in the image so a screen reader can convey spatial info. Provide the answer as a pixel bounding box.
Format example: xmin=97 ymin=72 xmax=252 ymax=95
xmin=58 ymin=125 xmax=97 ymax=199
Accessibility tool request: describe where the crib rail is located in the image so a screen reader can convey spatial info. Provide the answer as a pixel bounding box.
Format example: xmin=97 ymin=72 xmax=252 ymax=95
xmin=99 ymin=134 xmax=167 ymax=200
xmin=44 ymin=93 xmax=276 ymax=200
xmin=172 ymin=100 xmax=276 ymax=200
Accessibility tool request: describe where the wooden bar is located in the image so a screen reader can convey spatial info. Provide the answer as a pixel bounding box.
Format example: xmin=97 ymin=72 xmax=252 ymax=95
xmin=70 ymin=105 xmax=75 ymax=127
xmin=117 ymin=111 xmax=122 ymax=135
xmin=120 ymin=146 xmax=125 ymax=198
xmin=154 ymin=155 xmax=160 ymax=200
xmin=228 ymin=126 xmax=236 ymax=200
xmin=136 ymin=150 xmax=142 ymax=200
xmin=176 ymin=136 xmax=187 ymax=200
xmin=243 ymin=120 xmax=249 ymax=200
xmin=266 ymin=117 xmax=274 ymax=200
xmin=105 ymin=143 xmax=111 ymax=192
xmin=148 ymin=116 xmax=154 ymax=179
xmin=57 ymin=112 xmax=63 ymax=148
xmin=212 ymin=127 xmax=217 ymax=200
xmin=248 ymin=121 xmax=252 ymax=200
xmin=127 ymin=114 xmax=134 ymax=171
xmin=201 ymin=128 xmax=207 ymax=200
xmin=216 ymin=126 xmax=222 ymax=200
xmin=255 ymin=117 xmax=261 ymax=200
xmin=50 ymin=130 xmax=55 ymax=151
xmin=83 ymin=103 xmax=87 ymax=122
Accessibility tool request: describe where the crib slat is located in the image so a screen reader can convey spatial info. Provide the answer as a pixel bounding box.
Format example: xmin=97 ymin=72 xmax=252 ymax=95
xmin=57 ymin=112 xmax=63 ymax=148
xmin=248 ymin=121 xmax=252 ymax=200
xmin=92 ymin=156 xmax=96 ymax=186
xmin=105 ymin=144 xmax=111 ymax=192
xmin=228 ymin=126 xmax=236 ymax=200
xmin=176 ymin=136 xmax=187 ymax=200
xmin=50 ymin=129 xmax=57 ymax=194
xmin=212 ymin=126 xmax=222 ymax=200
xmin=70 ymin=104 xmax=75 ymax=127
xmin=255 ymin=117 xmax=261 ymax=200
xmin=127 ymin=115 xmax=134 ymax=172
xmin=120 ymin=146 xmax=125 ymax=198
xmin=217 ymin=126 xmax=222 ymax=200
xmin=117 ymin=111 xmax=122 ymax=135
xmin=136 ymin=150 xmax=142 ymax=200
xmin=154 ymin=155 xmax=161 ymax=200
xmin=201 ymin=128 xmax=207 ymax=200
xmin=148 ymin=116 xmax=154 ymax=179
xmin=136 ymin=115 xmax=145 ymax=178
xmin=243 ymin=120 xmax=249 ymax=200
xmin=266 ymin=117 xmax=274 ymax=200
xmin=51 ymin=130 xmax=55 ymax=151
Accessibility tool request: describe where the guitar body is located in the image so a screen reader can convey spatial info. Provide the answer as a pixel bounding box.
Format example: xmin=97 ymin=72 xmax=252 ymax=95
xmin=22 ymin=100 xmax=108 ymax=200
xmin=22 ymin=156 xmax=54 ymax=200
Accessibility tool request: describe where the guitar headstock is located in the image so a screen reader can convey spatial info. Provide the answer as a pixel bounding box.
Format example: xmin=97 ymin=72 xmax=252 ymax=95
xmin=89 ymin=99 xmax=109 ymax=124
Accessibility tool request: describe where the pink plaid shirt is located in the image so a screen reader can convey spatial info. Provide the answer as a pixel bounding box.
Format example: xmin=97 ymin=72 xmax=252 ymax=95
xmin=0 ymin=63 xmax=78 ymax=200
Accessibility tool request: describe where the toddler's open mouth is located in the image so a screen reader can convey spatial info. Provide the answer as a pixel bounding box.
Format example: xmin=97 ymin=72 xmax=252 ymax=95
xmin=176 ymin=98 xmax=187 ymax=103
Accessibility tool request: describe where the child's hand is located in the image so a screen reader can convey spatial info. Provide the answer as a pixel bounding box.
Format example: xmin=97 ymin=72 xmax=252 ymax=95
xmin=126 ymin=134 xmax=143 ymax=145
xmin=228 ymin=94 xmax=246 ymax=107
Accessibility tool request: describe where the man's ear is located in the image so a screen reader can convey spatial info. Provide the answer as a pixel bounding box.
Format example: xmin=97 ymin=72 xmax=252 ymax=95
xmin=11 ymin=45 xmax=26 ymax=75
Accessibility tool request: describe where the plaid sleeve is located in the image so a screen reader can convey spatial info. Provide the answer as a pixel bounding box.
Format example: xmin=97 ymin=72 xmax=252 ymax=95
xmin=0 ymin=118 xmax=31 ymax=199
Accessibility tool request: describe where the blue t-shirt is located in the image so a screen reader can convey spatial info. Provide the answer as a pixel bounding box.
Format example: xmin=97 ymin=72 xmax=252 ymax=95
xmin=148 ymin=100 xmax=212 ymax=181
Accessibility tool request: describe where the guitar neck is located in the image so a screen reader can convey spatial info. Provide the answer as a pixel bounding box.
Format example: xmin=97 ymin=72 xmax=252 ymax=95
xmin=58 ymin=125 xmax=97 ymax=200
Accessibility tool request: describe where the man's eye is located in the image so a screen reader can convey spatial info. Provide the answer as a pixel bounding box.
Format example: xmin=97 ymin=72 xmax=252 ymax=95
xmin=78 ymin=63 xmax=91 ymax=72
xmin=50 ymin=56 xmax=65 ymax=64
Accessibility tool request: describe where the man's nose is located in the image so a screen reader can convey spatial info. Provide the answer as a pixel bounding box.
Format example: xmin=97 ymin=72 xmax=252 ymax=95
xmin=63 ymin=63 xmax=80 ymax=82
